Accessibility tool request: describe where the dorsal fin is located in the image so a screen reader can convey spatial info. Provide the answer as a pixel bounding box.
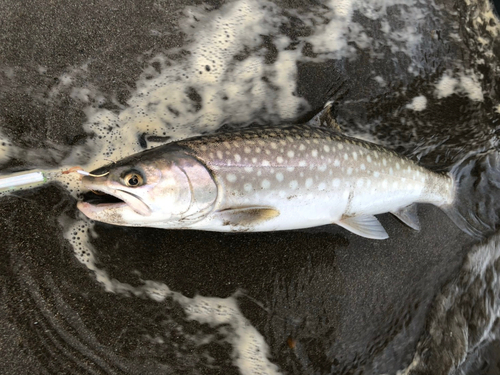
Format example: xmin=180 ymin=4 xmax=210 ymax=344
xmin=319 ymin=101 xmax=342 ymax=132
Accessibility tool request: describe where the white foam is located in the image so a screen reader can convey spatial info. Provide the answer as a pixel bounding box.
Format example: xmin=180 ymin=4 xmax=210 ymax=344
xmin=406 ymin=95 xmax=427 ymax=111
xmin=60 ymin=215 xmax=281 ymax=374
xmin=306 ymin=0 xmax=355 ymax=55
xmin=459 ymin=72 xmax=484 ymax=102
xmin=435 ymin=71 xmax=484 ymax=102
xmin=435 ymin=74 xmax=458 ymax=98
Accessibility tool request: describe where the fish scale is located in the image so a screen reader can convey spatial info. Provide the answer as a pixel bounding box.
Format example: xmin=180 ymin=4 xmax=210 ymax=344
xmin=78 ymin=125 xmax=456 ymax=239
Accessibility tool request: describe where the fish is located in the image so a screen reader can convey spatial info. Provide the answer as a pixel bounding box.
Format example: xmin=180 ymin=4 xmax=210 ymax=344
xmin=76 ymin=124 xmax=463 ymax=240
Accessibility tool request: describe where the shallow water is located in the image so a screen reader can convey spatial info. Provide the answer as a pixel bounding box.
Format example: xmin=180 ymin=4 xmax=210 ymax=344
xmin=1 ymin=0 xmax=500 ymax=374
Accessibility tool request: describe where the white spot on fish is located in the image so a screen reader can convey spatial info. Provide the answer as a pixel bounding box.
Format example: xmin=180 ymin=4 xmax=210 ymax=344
xmin=347 ymin=167 xmax=353 ymax=175
xmin=389 ymin=167 xmax=393 ymax=175
xmin=290 ymin=180 xmax=298 ymax=189
xmin=287 ymin=166 xmax=295 ymax=172
xmin=252 ymin=157 xmax=257 ymax=163
xmin=318 ymin=164 xmax=327 ymax=172
xmin=324 ymin=145 xmax=330 ymax=152
xmin=332 ymin=178 xmax=340 ymax=187
xmin=234 ymin=154 xmax=241 ymax=162
xmin=312 ymin=150 xmax=318 ymax=157
xmin=244 ymin=147 xmax=251 ymax=154
xmin=299 ymin=144 xmax=306 ymax=151
xmin=276 ymin=173 xmax=284 ymax=182
xmin=344 ymin=154 xmax=348 ymax=160
xmin=256 ymin=147 xmax=261 ymax=153
xmin=353 ymin=152 xmax=358 ymax=160
xmin=382 ymin=158 xmax=387 ymax=166
xmin=261 ymin=179 xmax=271 ymax=189
xmin=318 ymin=182 xmax=326 ymax=191
xmin=262 ymin=160 xmax=270 ymax=167
xmin=360 ymin=164 xmax=366 ymax=170
xmin=367 ymin=155 xmax=372 ymax=163
xmin=287 ymin=150 xmax=294 ymax=158
xmin=299 ymin=160 xmax=307 ymax=167
xmin=244 ymin=183 xmax=252 ymax=192
xmin=396 ymin=162 xmax=400 ymax=170
xmin=227 ymin=174 xmax=237 ymax=182
xmin=334 ymin=159 xmax=340 ymax=167
xmin=305 ymin=178 xmax=313 ymax=188
xmin=338 ymin=144 xmax=344 ymax=150
xmin=217 ymin=151 xmax=223 ymax=159
xmin=277 ymin=156 xmax=284 ymax=163
xmin=271 ymin=142 xmax=277 ymax=149
xmin=244 ymin=167 xmax=253 ymax=173
xmin=373 ymin=171 xmax=380 ymax=178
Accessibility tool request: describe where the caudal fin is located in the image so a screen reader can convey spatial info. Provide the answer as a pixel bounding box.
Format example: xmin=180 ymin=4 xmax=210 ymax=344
xmin=441 ymin=151 xmax=500 ymax=239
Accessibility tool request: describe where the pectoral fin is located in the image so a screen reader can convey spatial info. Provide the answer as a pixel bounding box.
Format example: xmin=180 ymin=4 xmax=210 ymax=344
xmin=336 ymin=215 xmax=389 ymax=240
xmin=216 ymin=206 xmax=280 ymax=227
xmin=391 ymin=204 xmax=420 ymax=231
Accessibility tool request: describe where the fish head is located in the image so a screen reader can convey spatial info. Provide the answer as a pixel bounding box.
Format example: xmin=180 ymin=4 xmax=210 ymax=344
xmin=77 ymin=147 xmax=217 ymax=227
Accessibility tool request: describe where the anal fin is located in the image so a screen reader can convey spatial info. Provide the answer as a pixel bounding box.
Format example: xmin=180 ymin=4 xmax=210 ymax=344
xmin=336 ymin=215 xmax=389 ymax=240
xmin=391 ymin=204 xmax=420 ymax=231
xmin=216 ymin=206 xmax=280 ymax=227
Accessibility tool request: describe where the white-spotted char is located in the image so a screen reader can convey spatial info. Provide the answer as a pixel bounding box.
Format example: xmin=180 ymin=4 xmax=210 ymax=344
xmin=77 ymin=125 xmax=455 ymax=239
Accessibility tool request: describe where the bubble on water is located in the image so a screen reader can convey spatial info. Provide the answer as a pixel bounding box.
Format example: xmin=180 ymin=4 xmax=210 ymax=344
xmin=406 ymin=95 xmax=428 ymax=111
xmin=61 ymin=217 xmax=96 ymax=266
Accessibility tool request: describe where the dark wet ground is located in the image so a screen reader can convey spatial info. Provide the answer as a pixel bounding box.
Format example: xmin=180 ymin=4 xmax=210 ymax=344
xmin=2 ymin=0 xmax=500 ymax=374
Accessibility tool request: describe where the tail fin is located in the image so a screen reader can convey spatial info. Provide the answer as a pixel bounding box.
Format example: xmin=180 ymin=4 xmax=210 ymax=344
xmin=441 ymin=151 xmax=500 ymax=239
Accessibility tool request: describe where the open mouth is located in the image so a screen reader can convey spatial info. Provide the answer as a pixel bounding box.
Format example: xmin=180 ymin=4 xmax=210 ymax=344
xmin=81 ymin=190 xmax=125 ymax=205
xmin=79 ymin=182 xmax=152 ymax=216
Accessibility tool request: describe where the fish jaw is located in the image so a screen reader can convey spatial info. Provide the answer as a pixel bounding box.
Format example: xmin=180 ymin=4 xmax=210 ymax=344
xmin=77 ymin=177 xmax=152 ymax=224
xmin=77 ymin=201 xmax=140 ymax=226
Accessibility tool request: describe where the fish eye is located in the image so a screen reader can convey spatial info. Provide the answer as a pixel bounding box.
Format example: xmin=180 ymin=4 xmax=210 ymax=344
xmin=123 ymin=171 xmax=144 ymax=187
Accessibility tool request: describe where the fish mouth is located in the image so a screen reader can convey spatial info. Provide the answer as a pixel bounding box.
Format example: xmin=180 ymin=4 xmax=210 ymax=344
xmin=78 ymin=183 xmax=152 ymax=217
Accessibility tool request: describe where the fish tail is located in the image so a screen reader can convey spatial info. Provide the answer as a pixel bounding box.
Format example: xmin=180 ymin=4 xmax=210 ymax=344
xmin=440 ymin=152 xmax=500 ymax=239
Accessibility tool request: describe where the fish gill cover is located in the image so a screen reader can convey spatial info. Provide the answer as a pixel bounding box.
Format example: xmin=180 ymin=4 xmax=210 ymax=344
xmin=1 ymin=0 xmax=500 ymax=373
